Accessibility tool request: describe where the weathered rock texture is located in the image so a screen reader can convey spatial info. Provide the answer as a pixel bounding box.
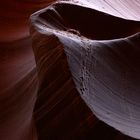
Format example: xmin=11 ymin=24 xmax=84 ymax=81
xmin=0 ymin=0 xmax=140 ymax=140
xmin=30 ymin=1 xmax=140 ymax=139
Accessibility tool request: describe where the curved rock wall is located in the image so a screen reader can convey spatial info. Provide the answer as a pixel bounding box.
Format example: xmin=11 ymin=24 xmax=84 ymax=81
xmin=0 ymin=0 xmax=140 ymax=140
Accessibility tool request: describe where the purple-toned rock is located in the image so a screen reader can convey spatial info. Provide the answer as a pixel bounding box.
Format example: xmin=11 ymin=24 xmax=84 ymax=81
xmin=30 ymin=1 xmax=140 ymax=139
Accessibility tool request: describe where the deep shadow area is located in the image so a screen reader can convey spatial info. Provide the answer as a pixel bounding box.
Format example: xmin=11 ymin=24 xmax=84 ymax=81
xmin=39 ymin=3 xmax=140 ymax=40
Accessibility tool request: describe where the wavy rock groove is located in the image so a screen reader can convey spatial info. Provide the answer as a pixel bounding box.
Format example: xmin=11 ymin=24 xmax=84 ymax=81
xmin=30 ymin=1 xmax=140 ymax=139
xmin=0 ymin=0 xmax=56 ymax=140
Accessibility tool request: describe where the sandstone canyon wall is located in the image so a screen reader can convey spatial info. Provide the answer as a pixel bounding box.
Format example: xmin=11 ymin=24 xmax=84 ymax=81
xmin=0 ymin=0 xmax=140 ymax=140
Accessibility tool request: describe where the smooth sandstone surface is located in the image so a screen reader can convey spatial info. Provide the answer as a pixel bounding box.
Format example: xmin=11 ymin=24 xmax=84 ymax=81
xmin=0 ymin=0 xmax=140 ymax=140
xmin=0 ymin=0 xmax=55 ymax=42
xmin=0 ymin=1 xmax=55 ymax=140
xmin=73 ymin=0 xmax=140 ymax=21
xmin=30 ymin=1 xmax=140 ymax=139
